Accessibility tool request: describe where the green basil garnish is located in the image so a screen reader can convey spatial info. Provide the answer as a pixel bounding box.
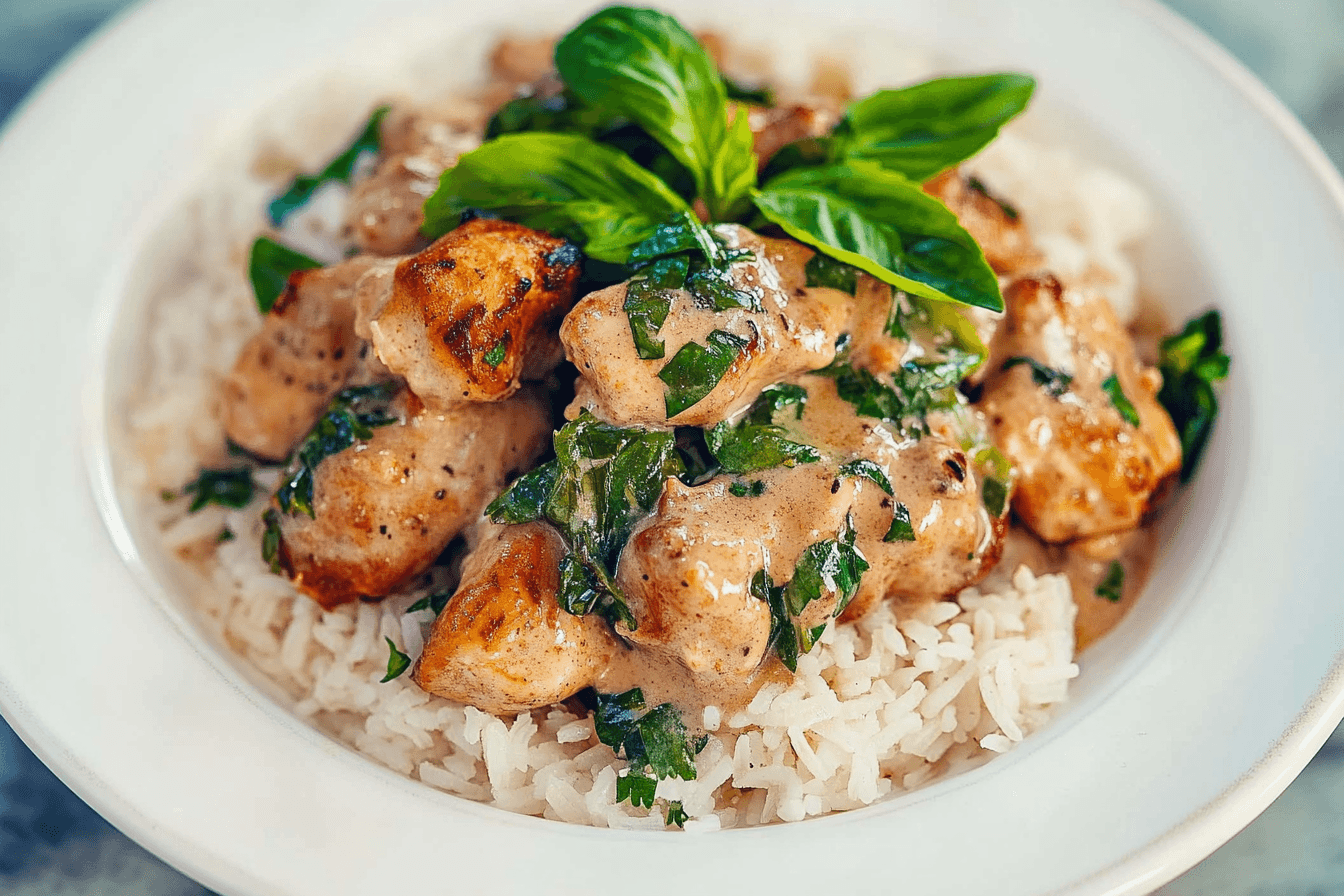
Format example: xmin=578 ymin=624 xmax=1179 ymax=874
xmin=658 ymin=329 xmax=751 ymax=418
xmin=269 ymin=106 xmax=389 ymax=225
xmin=167 ymin=468 xmax=255 ymax=512
xmin=1096 ymin=561 xmax=1124 ymax=603
xmin=705 ymin=383 xmax=819 ymax=474
xmin=1157 ymin=310 xmax=1230 ymax=483
xmin=248 ymin=237 xmax=321 ymax=315
xmin=1002 ymin=356 xmax=1072 ymax=398
xmin=753 ymin=163 xmax=1002 ymax=311
xmin=381 ymin=637 xmax=411 ymax=682
xmin=1102 ymin=374 xmax=1141 ymax=427
xmin=837 ymin=459 xmax=894 ymax=495
xmin=883 ymin=503 xmax=916 ymax=543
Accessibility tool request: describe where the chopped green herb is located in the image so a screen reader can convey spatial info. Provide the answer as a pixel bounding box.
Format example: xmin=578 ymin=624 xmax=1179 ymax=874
xmin=617 ymin=771 xmax=658 ymax=808
xmin=659 ymin=329 xmax=750 ymax=418
xmin=664 ymin=800 xmax=690 ymax=828
xmin=1157 ymin=310 xmax=1230 ymax=483
xmin=982 ymin=476 xmax=1008 ymax=518
xmin=407 ymin=592 xmax=451 ymax=615
xmin=1096 ymin=561 xmax=1124 ymax=603
xmin=483 ymin=337 xmax=508 ymax=367
xmin=268 ymin=106 xmax=389 ymax=225
xmin=753 ymin=162 xmax=1003 ymax=311
xmin=830 ymin=75 xmax=1035 ymax=182
xmin=883 ymin=502 xmax=915 ymax=543
xmin=216 ymin=528 xmax=236 ymax=544
xmin=755 ymin=517 xmax=870 ymax=670
xmin=723 ymin=75 xmax=775 ymax=107
xmin=170 ymin=468 xmax=255 ymax=512
xmin=381 ymin=637 xmax=411 ymax=682
xmin=1002 ymin=356 xmax=1072 ymax=398
xmin=1102 ymin=374 xmax=1141 ymax=427
xmin=838 ymin=459 xmax=893 ymax=495
xmin=487 ymin=413 xmax=685 ymax=629
xmin=623 ymin=256 xmax=687 ymax=360
xmin=248 ymin=236 xmax=322 ymax=315
xmin=728 ymin=479 xmax=767 ymax=498
xmin=804 ymin=252 xmax=860 ymax=294
xmin=967 ymin=176 xmax=1019 ymax=220
xmin=823 ymin=351 xmax=979 ymax=439
xmin=261 ymin=509 xmax=282 ymax=574
xmin=706 ymin=385 xmax=820 ymax=474
xmin=594 ymin=688 xmax=703 ymax=787
xmin=276 ymin=383 xmax=399 ymax=518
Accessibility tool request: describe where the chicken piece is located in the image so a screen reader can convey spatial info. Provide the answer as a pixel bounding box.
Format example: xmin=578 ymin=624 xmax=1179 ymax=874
xmin=978 ymin=275 xmax=1181 ymax=542
xmin=276 ymin=387 xmax=552 ymax=609
xmin=616 ymin=373 xmax=1006 ymax=677
xmin=413 ymin=522 xmax=614 ymax=714
xmin=562 ymin=226 xmax=850 ymax=427
xmin=222 ymin=257 xmax=386 ymax=461
xmin=363 ymin=218 xmax=582 ymax=408
xmin=924 ymin=170 xmax=1040 ymax=276
xmin=345 ymin=105 xmax=484 ymax=256
xmin=748 ymin=102 xmax=839 ymax=171
xmin=617 ymin=465 xmax=853 ymax=684
xmin=789 ymin=374 xmax=1007 ymax=619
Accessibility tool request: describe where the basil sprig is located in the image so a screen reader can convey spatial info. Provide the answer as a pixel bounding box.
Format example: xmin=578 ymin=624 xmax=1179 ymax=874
xmin=166 ymin=468 xmax=256 ymax=512
xmin=595 ymin=687 xmax=706 ymax=826
xmin=556 ymin=6 xmax=757 ymax=221
xmin=421 ymin=133 xmax=693 ymax=263
xmin=753 ymin=162 xmax=1002 ymax=311
xmin=269 ymin=106 xmax=389 ymax=225
xmin=706 ymin=383 xmax=819 ymax=473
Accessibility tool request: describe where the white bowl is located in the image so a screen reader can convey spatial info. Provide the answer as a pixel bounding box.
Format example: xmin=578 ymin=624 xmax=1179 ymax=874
xmin=1 ymin=0 xmax=1342 ymax=893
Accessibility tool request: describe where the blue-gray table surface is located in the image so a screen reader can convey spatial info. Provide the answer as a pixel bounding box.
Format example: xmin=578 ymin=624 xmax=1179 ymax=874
xmin=1 ymin=0 xmax=1340 ymax=893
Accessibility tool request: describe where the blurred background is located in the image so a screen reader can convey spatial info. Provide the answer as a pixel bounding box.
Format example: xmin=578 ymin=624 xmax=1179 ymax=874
xmin=1 ymin=0 xmax=1341 ymax=893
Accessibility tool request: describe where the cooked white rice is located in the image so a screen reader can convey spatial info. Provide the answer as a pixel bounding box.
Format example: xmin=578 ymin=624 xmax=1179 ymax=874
xmin=117 ymin=54 xmax=1155 ymax=828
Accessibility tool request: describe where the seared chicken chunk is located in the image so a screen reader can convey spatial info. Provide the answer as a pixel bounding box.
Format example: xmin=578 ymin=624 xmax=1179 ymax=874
xmin=365 ymin=218 xmax=581 ymax=408
xmin=562 ymin=225 xmax=850 ymax=427
xmin=276 ymin=387 xmax=551 ymax=609
xmin=978 ymin=275 xmax=1181 ymax=542
xmin=414 ymin=522 xmax=615 ymax=714
xmin=222 ymin=256 xmax=387 ymax=461
xmin=345 ymin=105 xmax=484 ymax=256
xmin=924 ymin=170 xmax=1041 ymax=276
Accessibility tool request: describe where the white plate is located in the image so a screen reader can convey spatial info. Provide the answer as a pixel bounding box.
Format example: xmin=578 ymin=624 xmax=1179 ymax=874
xmin=1 ymin=1 xmax=1342 ymax=894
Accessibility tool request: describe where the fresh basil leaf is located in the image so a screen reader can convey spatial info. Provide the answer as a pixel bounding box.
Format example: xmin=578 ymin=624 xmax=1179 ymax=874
xmin=216 ymin=528 xmax=235 ymax=544
xmin=487 ymin=461 xmax=558 ymax=525
xmin=248 ymin=237 xmax=321 ymax=315
xmin=753 ymin=569 xmax=798 ymax=672
xmin=1096 ymin=561 xmax=1124 ymax=603
xmin=838 ymin=459 xmax=893 ymax=495
xmin=1157 ymin=310 xmax=1230 ymax=483
xmin=728 ymin=479 xmax=767 ymax=498
xmin=407 ymin=592 xmax=450 ymax=615
xmin=658 ymin=329 xmax=751 ymax=418
xmin=381 ymin=637 xmax=411 ymax=683
xmin=276 ymin=383 xmax=399 ymax=518
xmin=268 ymin=106 xmax=389 ymax=225
xmin=170 ymin=468 xmax=255 ymax=513
xmin=555 ymin=6 xmax=756 ymax=220
xmin=982 ymin=476 xmax=1008 ymax=517
xmin=804 ymin=252 xmax=860 ymax=294
xmin=421 ymin=133 xmax=693 ymax=263
xmin=783 ymin=516 xmax=869 ymax=618
xmin=753 ymin=163 xmax=1002 ymax=311
xmin=261 ymin=509 xmax=282 ymax=574
xmin=899 ymin=293 xmax=988 ymax=366
xmin=707 ymin=418 xmax=820 ymax=474
xmin=1102 ymin=374 xmax=1141 ymax=427
xmin=883 ymin=502 xmax=915 ymax=542
xmin=759 ymin=136 xmax=832 ymax=184
xmin=831 ymin=75 xmax=1035 ymax=182
xmin=752 ymin=383 xmax=810 ymax=422
xmin=1003 ymin=356 xmax=1072 ymax=398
